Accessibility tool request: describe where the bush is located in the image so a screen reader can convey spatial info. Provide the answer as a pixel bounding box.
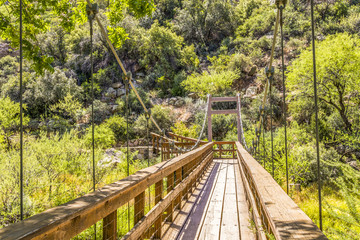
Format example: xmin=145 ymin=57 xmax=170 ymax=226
xmin=85 ymin=124 xmax=115 ymax=149
xmin=103 ymin=115 xmax=127 ymax=142
xmin=86 ymin=100 xmax=112 ymax=124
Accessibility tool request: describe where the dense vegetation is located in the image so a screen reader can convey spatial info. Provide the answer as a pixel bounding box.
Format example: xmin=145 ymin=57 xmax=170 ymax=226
xmin=0 ymin=0 xmax=359 ymax=239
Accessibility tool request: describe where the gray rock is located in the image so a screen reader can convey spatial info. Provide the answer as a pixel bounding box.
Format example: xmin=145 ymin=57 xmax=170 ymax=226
xmin=112 ymin=82 xmax=123 ymax=89
xmin=117 ymin=88 xmax=126 ymax=97
xmin=349 ymin=161 xmax=359 ymax=170
xmin=110 ymin=104 xmax=119 ymax=112
xmin=98 ymin=148 xmax=124 ymax=168
xmin=245 ymin=86 xmax=257 ymax=97
xmin=174 ymin=99 xmax=185 ymax=107
xmin=169 ymin=97 xmax=177 ymax=105
xmin=105 ymin=87 xmax=117 ymax=98
xmin=188 ymin=92 xmax=198 ymax=99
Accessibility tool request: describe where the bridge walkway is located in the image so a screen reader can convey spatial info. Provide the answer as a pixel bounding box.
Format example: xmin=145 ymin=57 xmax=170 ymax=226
xmin=164 ymin=159 xmax=255 ymax=240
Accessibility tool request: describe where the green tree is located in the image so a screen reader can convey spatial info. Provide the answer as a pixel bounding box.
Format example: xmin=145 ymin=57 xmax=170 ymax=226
xmin=0 ymin=0 xmax=154 ymax=73
xmin=182 ymin=70 xmax=238 ymax=98
xmin=287 ymin=33 xmax=360 ymax=133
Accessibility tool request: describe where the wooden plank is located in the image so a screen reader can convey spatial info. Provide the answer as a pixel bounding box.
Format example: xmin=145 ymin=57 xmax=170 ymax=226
xmin=154 ymin=180 xmax=163 ymax=239
xmin=236 ymin=142 xmax=328 ymax=240
xmin=234 ymin=159 xmax=256 ymax=240
xmin=103 ymin=210 xmax=117 ymax=240
xmin=177 ymin=161 xmax=220 ymax=240
xmin=210 ymin=109 xmax=238 ymax=115
xmin=165 ymin=161 xmax=215 ymax=240
xmin=210 ymin=97 xmax=237 ymax=102
xmin=220 ymin=159 xmax=240 ymax=240
xmin=197 ymin=159 xmax=228 ymax=240
xmin=0 ymin=143 xmax=214 ymax=240
xmin=134 ymin=192 xmax=145 ymax=224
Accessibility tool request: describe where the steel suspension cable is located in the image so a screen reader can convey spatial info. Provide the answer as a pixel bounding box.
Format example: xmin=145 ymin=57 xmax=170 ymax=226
xmin=145 ymin=111 xmax=151 ymax=211
xmin=88 ymin=6 xmax=97 ymax=238
xmin=125 ymin=78 xmax=130 ymax=231
xmin=270 ymin=76 xmax=275 ymax=177
xmin=280 ymin=8 xmax=289 ymax=195
xmin=169 ymin=95 xmax=210 ymax=153
xmin=263 ymin=110 xmax=266 ymax=169
xmin=310 ymin=0 xmax=323 ymax=231
xmin=19 ymin=0 xmax=24 ymax=221
xmin=85 ymin=0 xmax=162 ymax=133
xmin=237 ymin=94 xmax=248 ymax=150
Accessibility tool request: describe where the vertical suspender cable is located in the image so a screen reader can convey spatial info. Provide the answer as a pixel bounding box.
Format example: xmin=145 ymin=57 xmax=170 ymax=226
xmin=89 ymin=11 xmax=97 ymax=239
xmin=262 ymin=112 xmax=266 ymax=169
xmin=146 ymin=112 xmax=151 ymax=210
xmin=90 ymin=11 xmax=95 ymax=195
xmin=125 ymin=79 xmax=130 ymax=231
xmin=19 ymin=0 xmax=24 ymax=221
xmin=280 ymin=9 xmax=289 ymax=195
xmin=270 ymin=79 xmax=274 ymax=177
xmin=310 ymin=0 xmax=322 ymax=231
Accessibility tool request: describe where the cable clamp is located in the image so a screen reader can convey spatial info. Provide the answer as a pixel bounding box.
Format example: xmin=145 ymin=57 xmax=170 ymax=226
xmin=275 ymin=0 xmax=287 ymax=9
xmin=86 ymin=3 xmax=99 ymax=21
xmin=145 ymin=109 xmax=151 ymax=120
xmin=265 ymin=66 xmax=275 ymax=80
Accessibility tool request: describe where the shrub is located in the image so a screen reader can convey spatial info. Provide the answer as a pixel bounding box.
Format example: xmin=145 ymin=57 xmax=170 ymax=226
xmin=85 ymin=124 xmax=116 ymax=149
xmin=103 ymin=115 xmax=127 ymax=142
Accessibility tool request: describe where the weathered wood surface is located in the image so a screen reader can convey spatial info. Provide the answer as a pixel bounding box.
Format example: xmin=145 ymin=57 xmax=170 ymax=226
xmin=236 ymin=142 xmax=328 ymax=240
xmin=168 ymin=132 xmax=207 ymax=144
xmin=164 ymin=162 xmax=216 ymax=240
xmin=210 ymin=97 xmax=237 ymax=102
xmin=176 ymin=159 xmax=255 ymax=240
xmin=0 ymin=143 xmax=214 ymax=240
xmin=123 ymin=149 xmax=213 ymax=240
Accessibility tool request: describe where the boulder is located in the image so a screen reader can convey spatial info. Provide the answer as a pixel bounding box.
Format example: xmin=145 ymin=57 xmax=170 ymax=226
xmin=349 ymin=161 xmax=359 ymax=171
xmin=105 ymin=87 xmax=117 ymax=98
xmin=188 ymin=92 xmax=198 ymax=99
xmin=117 ymin=88 xmax=126 ymax=97
xmin=174 ymin=99 xmax=185 ymax=107
xmin=169 ymin=97 xmax=177 ymax=105
xmin=112 ymin=82 xmax=123 ymax=89
xmin=110 ymin=104 xmax=119 ymax=113
xmin=245 ymin=86 xmax=257 ymax=97
xmin=98 ymin=148 xmax=124 ymax=168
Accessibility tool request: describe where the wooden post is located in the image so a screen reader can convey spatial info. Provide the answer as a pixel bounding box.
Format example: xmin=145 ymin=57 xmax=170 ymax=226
xmin=233 ymin=143 xmax=235 ymax=159
xmin=134 ymin=192 xmax=145 ymax=224
xmin=207 ymin=94 xmax=212 ymax=141
xmin=154 ymin=180 xmax=163 ymax=238
xmin=219 ymin=143 xmax=222 ymax=159
xmin=165 ymin=173 xmax=174 ymax=222
xmin=103 ymin=211 xmax=117 ymax=240
xmin=236 ymin=93 xmax=242 ymax=142
xmin=174 ymin=168 xmax=182 ymax=210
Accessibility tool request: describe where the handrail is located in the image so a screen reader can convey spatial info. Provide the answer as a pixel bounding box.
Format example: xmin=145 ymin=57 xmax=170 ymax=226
xmin=0 ymin=143 xmax=214 ymax=240
xmin=168 ymin=132 xmax=207 ymax=144
xmin=235 ymin=142 xmax=328 ymax=240
xmin=213 ymin=141 xmax=236 ymax=159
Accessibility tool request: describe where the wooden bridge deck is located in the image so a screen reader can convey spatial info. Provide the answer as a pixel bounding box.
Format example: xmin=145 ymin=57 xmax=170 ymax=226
xmin=163 ymin=159 xmax=255 ymax=240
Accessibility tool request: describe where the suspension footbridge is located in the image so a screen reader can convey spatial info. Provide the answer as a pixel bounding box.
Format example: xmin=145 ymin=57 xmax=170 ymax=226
xmin=0 ymin=0 xmax=331 ymax=238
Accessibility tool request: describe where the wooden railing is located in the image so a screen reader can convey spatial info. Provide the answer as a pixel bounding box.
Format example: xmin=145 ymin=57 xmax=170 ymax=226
xmin=0 ymin=143 xmax=214 ymax=240
xmin=235 ymin=142 xmax=328 ymax=240
xmin=213 ymin=141 xmax=236 ymax=159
